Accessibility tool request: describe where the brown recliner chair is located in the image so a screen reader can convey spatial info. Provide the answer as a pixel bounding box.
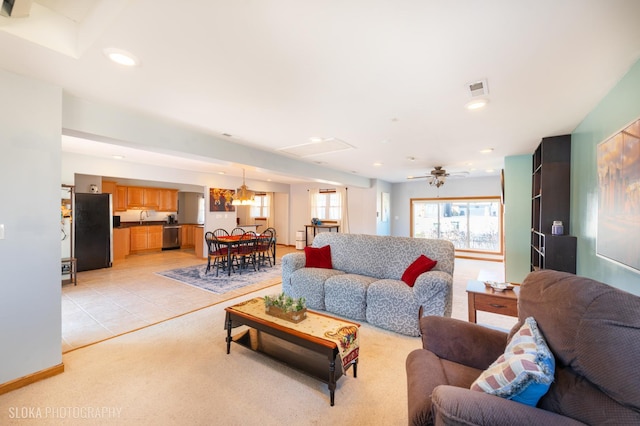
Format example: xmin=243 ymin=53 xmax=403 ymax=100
xmin=406 ymin=270 xmax=640 ymax=425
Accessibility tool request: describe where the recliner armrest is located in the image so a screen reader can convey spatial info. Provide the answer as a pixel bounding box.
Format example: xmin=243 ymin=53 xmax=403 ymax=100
xmin=420 ymin=316 xmax=507 ymax=370
xmin=431 ymin=385 xmax=586 ymax=426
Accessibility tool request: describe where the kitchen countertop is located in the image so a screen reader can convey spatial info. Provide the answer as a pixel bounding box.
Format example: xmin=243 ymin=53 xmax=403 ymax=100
xmin=117 ymin=221 xmax=200 ymax=228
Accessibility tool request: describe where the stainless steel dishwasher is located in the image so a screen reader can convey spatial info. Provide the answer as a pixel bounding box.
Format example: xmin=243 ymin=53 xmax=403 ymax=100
xmin=162 ymin=225 xmax=182 ymax=250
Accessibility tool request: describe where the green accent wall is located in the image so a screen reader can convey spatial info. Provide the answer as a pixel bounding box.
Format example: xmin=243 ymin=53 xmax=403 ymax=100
xmin=572 ymin=59 xmax=640 ymax=294
xmin=504 ymin=155 xmax=532 ymax=283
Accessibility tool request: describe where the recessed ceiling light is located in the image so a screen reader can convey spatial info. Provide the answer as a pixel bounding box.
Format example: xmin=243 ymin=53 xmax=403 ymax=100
xmin=103 ymin=48 xmax=138 ymax=67
xmin=309 ymin=136 xmax=324 ymax=143
xmin=373 ymin=162 xmax=383 ymax=167
xmin=112 ymin=155 xmax=125 ymax=160
xmin=218 ymin=171 xmax=225 ymax=175
xmin=465 ymin=98 xmax=489 ymax=110
xmin=486 ymin=169 xmax=495 ymax=173
xmin=480 ymin=148 xmax=494 ymax=154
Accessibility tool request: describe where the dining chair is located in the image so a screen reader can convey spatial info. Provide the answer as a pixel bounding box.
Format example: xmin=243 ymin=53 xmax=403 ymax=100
xmin=264 ymin=227 xmax=277 ymax=265
xmin=232 ymin=231 xmax=257 ymax=274
xmin=231 ymin=227 xmax=245 ymax=236
xmin=213 ymin=228 xmax=229 ymax=237
xmin=255 ymin=228 xmax=274 ymax=269
xmin=205 ymin=232 xmax=228 ymax=276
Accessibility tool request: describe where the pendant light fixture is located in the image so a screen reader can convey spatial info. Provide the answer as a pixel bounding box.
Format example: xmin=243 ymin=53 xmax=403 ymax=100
xmin=232 ymin=169 xmax=256 ymax=206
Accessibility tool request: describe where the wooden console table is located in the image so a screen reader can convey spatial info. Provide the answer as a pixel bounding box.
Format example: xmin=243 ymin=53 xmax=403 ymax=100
xmin=466 ymin=280 xmax=519 ymax=323
xmin=304 ymin=224 xmax=339 ymax=246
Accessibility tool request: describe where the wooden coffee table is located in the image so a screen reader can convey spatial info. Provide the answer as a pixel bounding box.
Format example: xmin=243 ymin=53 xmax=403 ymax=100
xmin=225 ymin=298 xmax=360 ymax=406
xmin=466 ymin=280 xmax=519 ymax=323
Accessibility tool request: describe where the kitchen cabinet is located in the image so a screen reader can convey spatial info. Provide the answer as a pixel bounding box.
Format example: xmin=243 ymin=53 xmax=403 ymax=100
xmin=127 ymin=187 xmax=160 ymax=209
xmin=130 ymin=225 xmax=163 ymax=252
xmin=159 ymin=189 xmax=178 ymax=211
xmin=127 ymin=187 xmax=144 ymax=208
xmin=101 ymin=180 xmax=117 ymax=214
xmin=194 ymin=226 xmax=205 ymax=259
xmin=181 ymin=224 xmax=195 ymax=248
xmin=115 ymin=186 xmax=127 ymax=211
xmin=148 ymin=225 xmax=163 ymax=249
xmin=102 ymin=180 xmax=116 ymax=196
xmin=113 ymin=228 xmax=130 ymax=261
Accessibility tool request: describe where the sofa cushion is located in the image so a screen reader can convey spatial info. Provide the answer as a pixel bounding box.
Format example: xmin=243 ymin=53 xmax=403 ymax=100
xmin=325 ymin=274 xmax=376 ymax=320
xmin=304 ymin=245 xmax=332 ymax=269
xmin=401 ymin=254 xmax=437 ymax=287
xmin=471 ymin=316 xmax=555 ymax=406
xmin=289 ymin=267 xmax=345 ymax=310
xmin=366 ymin=279 xmax=422 ymax=336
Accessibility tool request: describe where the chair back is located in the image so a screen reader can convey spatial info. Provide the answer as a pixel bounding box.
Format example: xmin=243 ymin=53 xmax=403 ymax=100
xmin=204 ymin=231 xmax=222 ymax=255
xmin=213 ymin=228 xmax=229 ymax=237
xmin=231 ymin=227 xmax=245 ymax=236
xmin=237 ymin=231 xmax=257 ymax=254
xmin=257 ymin=229 xmax=274 ymax=251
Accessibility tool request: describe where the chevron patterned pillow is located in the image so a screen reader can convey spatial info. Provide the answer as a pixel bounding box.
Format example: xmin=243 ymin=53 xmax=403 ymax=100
xmin=470 ymin=316 xmax=555 ymax=406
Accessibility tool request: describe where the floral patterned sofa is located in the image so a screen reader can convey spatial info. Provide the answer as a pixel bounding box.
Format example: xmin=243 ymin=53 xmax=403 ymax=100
xmin=281 ymin=233 xmax=455 ymax=336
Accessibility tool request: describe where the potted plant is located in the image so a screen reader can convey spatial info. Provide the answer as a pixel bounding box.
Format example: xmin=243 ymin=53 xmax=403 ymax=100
xmin=264 ymin=293 xmax=307 ymax=323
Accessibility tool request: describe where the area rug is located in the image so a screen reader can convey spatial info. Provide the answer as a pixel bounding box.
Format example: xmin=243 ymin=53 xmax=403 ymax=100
xmin=156 ymin=263 xmax=283 ymax=294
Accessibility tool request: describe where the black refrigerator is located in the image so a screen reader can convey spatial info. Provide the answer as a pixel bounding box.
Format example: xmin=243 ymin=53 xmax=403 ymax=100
xmin=75 ymin=193 xmax=112 ymax=272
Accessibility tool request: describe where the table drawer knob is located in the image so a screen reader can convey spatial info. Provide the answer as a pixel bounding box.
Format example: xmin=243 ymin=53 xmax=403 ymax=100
xmin=489 ymin=303 xmax=507 ymax=309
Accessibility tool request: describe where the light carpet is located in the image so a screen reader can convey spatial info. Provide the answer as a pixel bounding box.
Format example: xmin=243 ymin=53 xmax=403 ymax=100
xmin=156 ymin=263 xmax=283 ymax=294
xmin=0 ymin=284 xmax=417 ymax=425
xmin=3 ymin=259 xmax=515 ymax=425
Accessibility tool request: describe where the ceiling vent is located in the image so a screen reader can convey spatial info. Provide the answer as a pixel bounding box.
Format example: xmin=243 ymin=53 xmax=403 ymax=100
xmin=467 ymin=79 xmax=489 ymax=97
xmin=279 ymin=138 xmax=355 ymax=158
xmin=0 ymin=0 xmax=34 ymax=18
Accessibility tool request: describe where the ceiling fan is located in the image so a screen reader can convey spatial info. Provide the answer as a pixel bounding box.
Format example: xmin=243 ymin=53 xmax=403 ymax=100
xmin=408 ymin=166 xmax=452 ymax=188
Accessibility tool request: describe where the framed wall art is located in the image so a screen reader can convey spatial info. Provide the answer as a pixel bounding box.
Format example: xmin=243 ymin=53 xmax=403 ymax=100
xmin=209 ymin=188 xmax=235 ymax=212
xmin=596 ymin=117 xmax=640 ymax=271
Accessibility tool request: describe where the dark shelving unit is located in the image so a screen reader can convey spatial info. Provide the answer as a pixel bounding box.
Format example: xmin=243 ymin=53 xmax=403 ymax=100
xmin=531 ymin=135 xmax=577 ymax=274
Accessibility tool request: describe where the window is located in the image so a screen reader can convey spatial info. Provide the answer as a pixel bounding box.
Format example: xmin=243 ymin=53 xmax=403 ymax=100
xmin=197 ymin=195 xmax=205 ymax=224
xmin=311 ymin=191 xmax=341 ymax=221
xmin=411 ymin=197 xmax=502 ymax=253
xmin=250 ymin=193 xmax=270 ymax=218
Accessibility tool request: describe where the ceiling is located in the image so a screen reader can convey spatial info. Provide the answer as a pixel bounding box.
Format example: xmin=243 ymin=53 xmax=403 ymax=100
xmin=2 ymin=0 xmax=640 ymax=184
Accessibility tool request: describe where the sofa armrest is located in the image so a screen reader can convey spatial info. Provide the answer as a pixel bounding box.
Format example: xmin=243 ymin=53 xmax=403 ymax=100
xmin=420 ymin=316 xmax=507 ymax=370
xmin=413 ymin=270 xmax=452 ymax=317
xmin=431 ymin=385 xmax=586 ymax=426
xmin=281 ymin=252 xmax=306 ymax=294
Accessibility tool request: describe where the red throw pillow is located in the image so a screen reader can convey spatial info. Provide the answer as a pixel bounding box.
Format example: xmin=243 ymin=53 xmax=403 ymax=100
xmin=304 ymin=245 xmax=333 ymax=269
xmin=401 ymin=255 xmax=437 ymax=287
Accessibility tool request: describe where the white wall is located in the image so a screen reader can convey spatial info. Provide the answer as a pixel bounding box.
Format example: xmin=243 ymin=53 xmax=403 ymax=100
xmin=288 ymin=183 xmax=379 ymax=244
xmin=0 ymin=70 xmax=62 ymax=384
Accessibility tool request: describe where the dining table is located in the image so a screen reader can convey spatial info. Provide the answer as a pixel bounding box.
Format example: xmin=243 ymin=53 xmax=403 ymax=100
xmin=216 ymin=234 xmax=276 ymax=276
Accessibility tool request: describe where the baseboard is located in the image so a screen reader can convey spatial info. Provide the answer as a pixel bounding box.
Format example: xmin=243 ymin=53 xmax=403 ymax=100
xmin=0 ymin=363 xmax=64 ymax=396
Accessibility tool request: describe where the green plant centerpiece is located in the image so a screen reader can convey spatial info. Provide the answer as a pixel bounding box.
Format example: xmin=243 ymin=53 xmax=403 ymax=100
xmin=264 ymin=293 xmax=307 ymax=323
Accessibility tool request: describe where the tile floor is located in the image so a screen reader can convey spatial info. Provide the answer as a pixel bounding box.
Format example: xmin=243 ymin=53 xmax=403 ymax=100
xmin=61 ymin=246 xmax=296 ymax=353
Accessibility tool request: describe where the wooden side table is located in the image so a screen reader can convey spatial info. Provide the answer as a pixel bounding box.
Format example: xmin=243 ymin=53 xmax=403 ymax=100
xmin=466 ymin=280 xmax=519 ymax=323
xmin=61 ymin=257 xmax=77 ymax=286
xmin=304 ymin=224 xmax=340 ymax=246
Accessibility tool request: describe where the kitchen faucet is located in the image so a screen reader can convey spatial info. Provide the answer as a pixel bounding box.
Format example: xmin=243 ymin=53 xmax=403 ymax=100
xmin=139 ymin=210 xmax=148 ymax=224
